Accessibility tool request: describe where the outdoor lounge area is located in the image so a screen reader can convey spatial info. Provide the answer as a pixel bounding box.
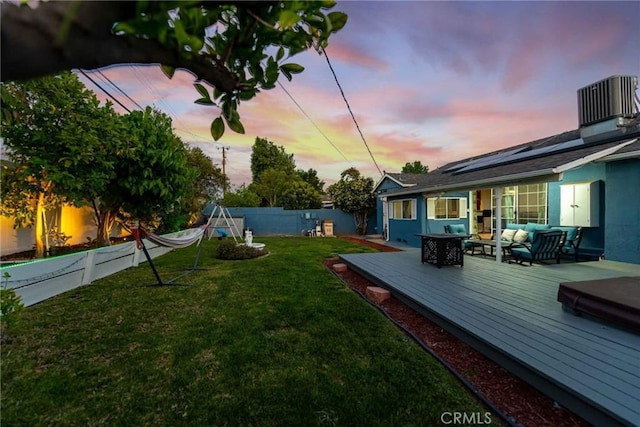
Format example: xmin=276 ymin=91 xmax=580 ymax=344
xmin=339 ymin=249 xmax=640 ymax=427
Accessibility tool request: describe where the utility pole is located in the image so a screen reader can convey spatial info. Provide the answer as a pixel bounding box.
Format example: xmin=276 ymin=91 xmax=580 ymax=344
xmin=218 ymin=146 xmax=230 ymax=196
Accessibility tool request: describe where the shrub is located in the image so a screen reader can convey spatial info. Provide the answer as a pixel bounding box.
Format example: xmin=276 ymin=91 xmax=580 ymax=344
xmin=1 ymin=280 xmax=24 ymax=342
xmin=216 ymin=240 xmax=267 ymax=260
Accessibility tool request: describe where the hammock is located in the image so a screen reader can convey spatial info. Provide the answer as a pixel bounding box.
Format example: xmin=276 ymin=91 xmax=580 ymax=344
xmin=130 ymin=225 xmax=208 ymax=286
xmin=143 ymin=226 xmax=206 ymax=249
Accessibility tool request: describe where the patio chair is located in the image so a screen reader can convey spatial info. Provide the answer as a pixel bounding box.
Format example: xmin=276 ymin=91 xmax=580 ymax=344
xmin=443 ymin=224 xmax=481 ymax=255
xmin=508 ymin=230 xmax=566 ymax=265
xmin=554 ymin=226 xmax=583 ymax=262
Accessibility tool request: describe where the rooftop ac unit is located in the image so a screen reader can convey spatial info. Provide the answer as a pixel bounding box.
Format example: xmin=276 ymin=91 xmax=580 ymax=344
xmin=577 ymin=75 xmax=637 ymax=127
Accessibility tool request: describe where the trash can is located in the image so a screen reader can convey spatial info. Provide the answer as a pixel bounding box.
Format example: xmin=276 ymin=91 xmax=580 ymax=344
xmin=322 ymin=219 xmax=334 ymax=237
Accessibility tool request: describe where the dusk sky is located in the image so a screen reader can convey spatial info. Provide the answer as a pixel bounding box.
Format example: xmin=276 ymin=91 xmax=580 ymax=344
xmin=79 ymin=1 xmax=640 ymax=189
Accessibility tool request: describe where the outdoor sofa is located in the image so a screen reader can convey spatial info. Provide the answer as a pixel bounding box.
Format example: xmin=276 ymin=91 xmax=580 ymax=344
xmin=500 ymin=223 xmax=582 ymax=262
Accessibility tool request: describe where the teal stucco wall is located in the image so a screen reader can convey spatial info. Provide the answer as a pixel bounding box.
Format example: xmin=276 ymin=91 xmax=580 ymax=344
xmin=603 ymin=159 xmax=640 ymax=263
xmin=385 ymin=194 xmax=425 ymax=247
xmin=202 ymin=206 xmax=366 ymax=236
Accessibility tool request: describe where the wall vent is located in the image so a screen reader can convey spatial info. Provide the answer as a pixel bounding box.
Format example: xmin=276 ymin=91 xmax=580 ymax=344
xmin=577 ymin=75 xmax=637 ymax=127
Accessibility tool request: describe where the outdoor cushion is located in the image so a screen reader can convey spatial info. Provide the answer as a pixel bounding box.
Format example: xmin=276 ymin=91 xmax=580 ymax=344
xmin=501 ymin=229 xmax=517 ymax=241
xmin=446 ymin=224 xmax=468 ymax=235
xmin=513 ymin=229 xmax=529 ymax=243
xmin=509 ymin=230 xmax=564 ymax=265
xmin=506 ymin=223 xmax=524 ymax=231
xmin=524 ymin=222 xmax=551 ymax=242
xmin=552 ymin=226 xmax=578 ymax=248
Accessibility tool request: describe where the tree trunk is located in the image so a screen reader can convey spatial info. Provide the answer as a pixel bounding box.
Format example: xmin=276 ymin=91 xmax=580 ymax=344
xmin=354 ymin=211 xmax=368 ymax=236
xmin=96 ymin=209 xmax=118 ymax=247
xmin=34 ymin=193 xmax=45 ymax=258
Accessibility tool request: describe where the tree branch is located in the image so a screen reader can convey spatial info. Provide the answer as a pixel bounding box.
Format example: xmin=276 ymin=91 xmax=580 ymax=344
xmin=1 ymin=1 xmax=239 ymax=92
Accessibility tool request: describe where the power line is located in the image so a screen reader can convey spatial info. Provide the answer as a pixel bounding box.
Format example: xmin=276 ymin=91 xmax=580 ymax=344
xmin=96 ymin=69 xmax=145 ymax=111
xmin=321 ymin=47 xmax=383 ymax=176
xmin=277 ymin=81 xmax=352 ymax=165
xmin=129 ymin=65 xmax=223 ymax=146
xmin=78 ymin=69 xmax=132 ymax=113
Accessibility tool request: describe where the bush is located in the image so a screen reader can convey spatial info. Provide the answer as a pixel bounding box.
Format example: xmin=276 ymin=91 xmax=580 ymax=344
xmin=1 ymin=283 xmax=24 ymax=342
xmin=216 ymin=240 xmax=267 ymax=260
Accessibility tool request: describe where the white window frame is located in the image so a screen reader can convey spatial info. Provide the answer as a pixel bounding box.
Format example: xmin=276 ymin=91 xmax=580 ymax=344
xmin=426 ymin=197 xmax=468 ymax=220
xmin=389 ymin=199 xmax=417 ymax=220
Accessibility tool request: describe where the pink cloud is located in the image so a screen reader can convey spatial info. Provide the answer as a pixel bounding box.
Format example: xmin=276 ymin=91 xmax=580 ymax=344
xmin=324 ymin=44 xmax=389 ymax=72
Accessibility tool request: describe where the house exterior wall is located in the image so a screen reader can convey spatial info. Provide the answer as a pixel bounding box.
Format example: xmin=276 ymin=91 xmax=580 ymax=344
xmin=425 ymin=192 xmax=470 ymax=238
xmin=375 ymin=177 xmax=405 ymax=237
xmin=386 ymin=194 xmax=425 ymax=247
xmin=203 ymin=206 xmax=362 ymax=236
xmin=603 ymin=159 xmax=640 ymax=264
xmin=548 ymin=162 xmax=606 ymax=258
xmin=0 ymin=216 xmax=33 ymax=256
xmin=384 ymin=191 xmax=471 ymax=248
xmin=59 ymin=205 xmax=100 ymax=245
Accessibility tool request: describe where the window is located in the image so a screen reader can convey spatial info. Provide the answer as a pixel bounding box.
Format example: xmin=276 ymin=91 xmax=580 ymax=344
xmin=427 ymin=197 xmax=468 ymax=219
xmin=389 ymin=199 xmax=416 ymax=220
xmin=490 ymin=184 xmax=548 ymax=224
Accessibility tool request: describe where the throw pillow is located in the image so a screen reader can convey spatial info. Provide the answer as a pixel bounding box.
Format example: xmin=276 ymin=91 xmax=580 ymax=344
xmin=500 ymin=229 xmax=517 ymax=241
xmin=513 ymin=229 xmax=529 ymax=243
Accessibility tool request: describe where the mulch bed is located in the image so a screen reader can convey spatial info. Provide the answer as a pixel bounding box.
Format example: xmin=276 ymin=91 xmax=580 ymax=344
xmin=330 ymin=236 xmax=588 ymax=427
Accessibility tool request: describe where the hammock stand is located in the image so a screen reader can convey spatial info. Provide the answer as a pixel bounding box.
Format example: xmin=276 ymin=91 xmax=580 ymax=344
xmin=131 ymin=225 xmax=208 ymax=286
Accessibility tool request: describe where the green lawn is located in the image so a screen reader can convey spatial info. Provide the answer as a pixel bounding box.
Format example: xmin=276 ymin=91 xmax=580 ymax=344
xmin=1 ymin=237 xmax=496 ymax=426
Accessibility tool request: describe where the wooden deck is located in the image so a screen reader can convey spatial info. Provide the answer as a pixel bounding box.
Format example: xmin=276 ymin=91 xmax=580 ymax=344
xmin=339 ymin=250 xmax=640 ymax=427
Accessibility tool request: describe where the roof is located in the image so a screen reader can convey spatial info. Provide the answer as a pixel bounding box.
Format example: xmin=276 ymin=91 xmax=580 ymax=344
xmin=374 ymin=172 xmax=431 ymax=190
xmin=384 ymin=126 xmax=640 ymax=197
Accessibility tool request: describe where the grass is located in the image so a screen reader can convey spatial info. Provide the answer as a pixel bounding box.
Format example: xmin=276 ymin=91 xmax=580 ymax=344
xmin=1 ymin=237 xmax=496 ymax=426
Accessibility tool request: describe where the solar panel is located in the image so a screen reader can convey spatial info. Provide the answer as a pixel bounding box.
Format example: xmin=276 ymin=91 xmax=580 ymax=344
xmin=453 ymin=138 xmax=585 ymax=174
xmin=451 ymin=146 xmax=530 ymax=173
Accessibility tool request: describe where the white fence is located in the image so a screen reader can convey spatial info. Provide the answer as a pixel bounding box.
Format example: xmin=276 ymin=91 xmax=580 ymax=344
xmin=0 ymin=236 xmax=176 ymax=307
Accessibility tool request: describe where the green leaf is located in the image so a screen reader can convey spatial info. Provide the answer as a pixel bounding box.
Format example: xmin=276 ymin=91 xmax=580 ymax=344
xmin=194 ymin=83 xmax=210 ymax=100
xmin=328 ymin=12 xmax=348 ymax=32
xmin=188 ymin=35 xmax=204 ymax=52
xmin=160 ymin=65 xmax=175 ymax=79
xmin=225 ymin=112 xmax=245 ymax=134
xmin=238 ymin=89 xmax=256 ymax=101
xmin=195 ymin=97 xmax=215 ymax=106
xmin=265 ymin=57 xmax=279 ymax=86
xmin=112 ymin=22 xmax=136 ymax=36
xmin=280 ymin=63 xmax=305 ymax=75
xmin=276 ymin=46 xmax=285 ymax=62
xmin=211 ymin=117 xmax=225 ymax=141
xmin=279 ymin=10 xmax=301 ymax=29
xmin=173 ymin=18 xmax=188 ymax=45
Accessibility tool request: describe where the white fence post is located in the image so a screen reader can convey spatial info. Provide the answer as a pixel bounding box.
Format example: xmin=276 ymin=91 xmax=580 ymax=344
xmin=132 ymin=245 xmax=141 ymax=267
xmin=81 ymin=251 xmax=95 ymax=285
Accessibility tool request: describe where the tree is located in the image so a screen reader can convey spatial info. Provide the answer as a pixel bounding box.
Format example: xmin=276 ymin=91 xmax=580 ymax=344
xmin=1 ymin=1 xmax=347 ymax=141
xmin=92 ymin=107 xmax=192 ymax=245
xmin=281 ymin=180 xmax=323 ymax=210
xmin=402 ymin=161 xmax=429 ymax=174
xmin=251 ymin=169 xmax=291 ymax=207
xmin=0 ymin=72 xmax=122 ymax=257
xmin=327 ymin=168 xmax=376 ymax=235
xmin=222 ymin=184 xmax=261 ymax=207
xmin=250 ymin=137 xmax=296 ymax=183
xmin=156 ymin=146 xmax=227 ymax=232
xmin=184 ymin=146 xmax=227 ymax=213
xmin=298 ymin=168 xmax=325 ymax=193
